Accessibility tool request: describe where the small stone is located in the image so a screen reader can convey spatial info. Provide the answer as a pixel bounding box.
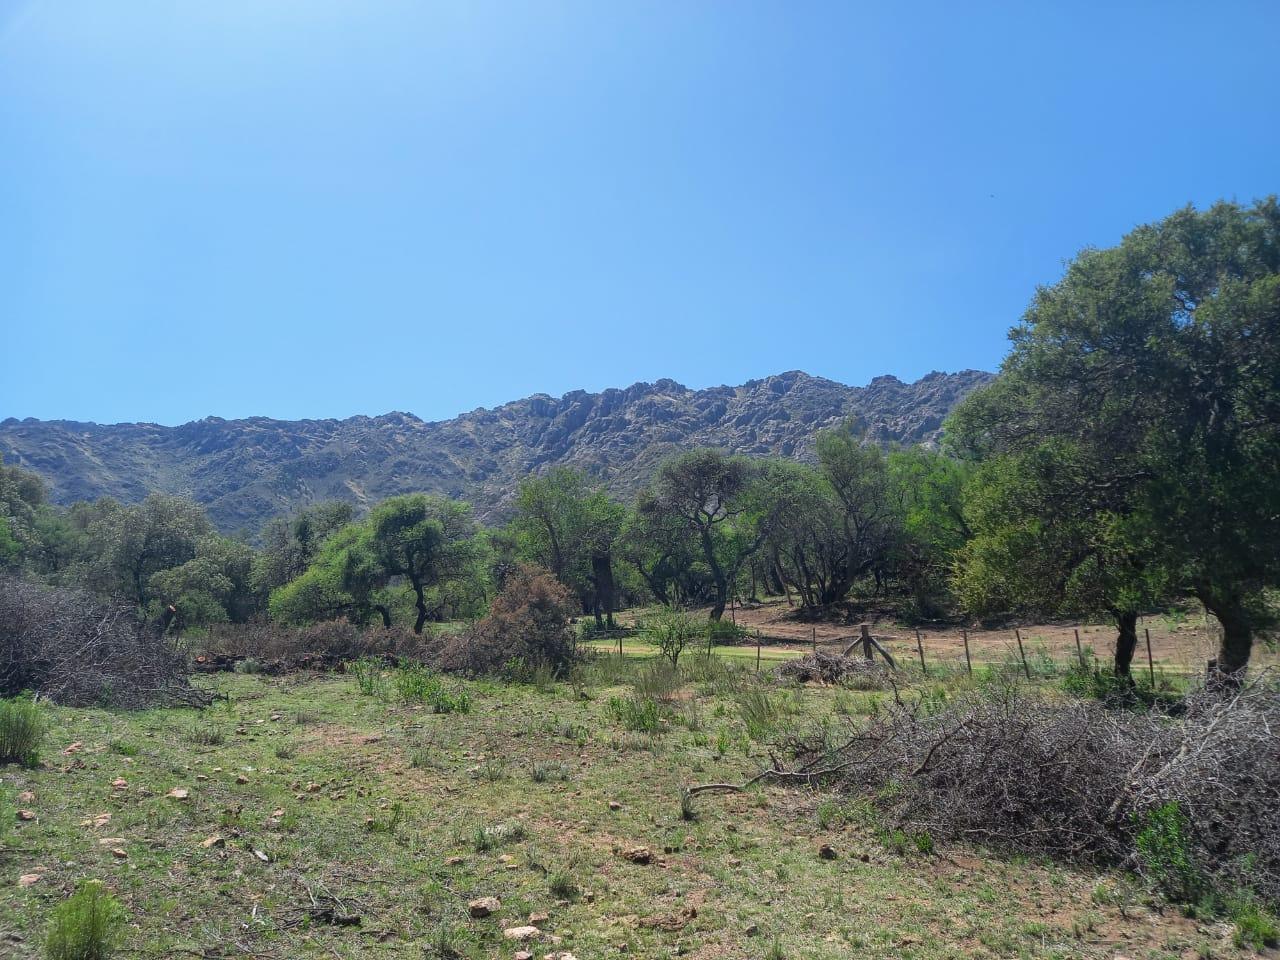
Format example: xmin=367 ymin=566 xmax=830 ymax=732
xmin=503 ymin=925 xmax=540 ymax=941
xmin=744 ymin=923 xmax=759 ymax=937
xmin=468 ymin=896 xmax=501 ymax=918
xmin=818 ymin=843 xmax=838 ymax=860
xmin=305 ymin=782 xmax=322 ymax=793
xmin=253 ymin=849 xmax=270 ymax=862
xmin=16 ymin=810 xmax=35 ymax=822
xmin=621 ymin=846 xmax=652 ymax=865
xmin=63 ymin=742 xmax=83 ymax=755
xmin=235 ymin=775 xmax=249 ymax=785
xmin=109 ymin=848 xmax=128 ymax=859
xmin=528 ymin=912 xmax=550 ymax=924
xmin=444 ymin=855 xmax=465 ymax=866
xmin=111 ymin=778 xmax=128 ymax=790
xmin=166 ymin=788 xmax=190 ymax=801
xmin=200 ymin=836 xmax=225 ymax=849
xmin=98 ymin=838 xmax=126 ymax=846
xmin=18 ymin=874 xmax=41 ymax=887
xmin=17 ymin=791 xmax=34 ymax=803
xmin=514 ymin=953 xmax=534 ymax=960
xmin=608 ymin=800 xmax=622 ymax=811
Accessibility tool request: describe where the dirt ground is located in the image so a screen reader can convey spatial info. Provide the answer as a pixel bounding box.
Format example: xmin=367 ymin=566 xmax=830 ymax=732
xmin=676 ymin=598 xmax=1276 ymax=677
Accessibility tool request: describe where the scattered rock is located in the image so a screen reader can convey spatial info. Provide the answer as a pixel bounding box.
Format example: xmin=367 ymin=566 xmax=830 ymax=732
xmin=111 ymin=778 xmax=128 ymax=790
xmin=62 ymin=742 xmax=82 ymax=755
xmin=98 ymin=838 xmax=126 ymax=846
xmin=166 ymin=788 xmax=190 ymax=801
xmin=608 ymin=800 xmax=622 ymax=811
xmin=620 ymin=845 xmax=652 ymax=864
xmin=18 ymin=874 xmax=41 ymax=887
xmin=17 ymin=791 xmax=34 ymax=803
xmin=109 ymin=848 xmax=127 ymax=860
xmin=235 ymin=775 xmax=249 ymax=785
xmin=818 ymin=843 xmax=838 ymax=860
xmin=444 ymin=856 xmax=465 ymax=866
xmin=253 ymin=849 xmax=270 ymax=862
xmin=503 ymin=925 xmax=540 ymax=941
xmin=80 ymin=813 xmax=111 ymax=829
xmin=468 ymin=896 xmax=501 ymax=918
xmin=16 ymin=810 xmax=35 ymax=822
xmin=744 ymin=923 xmax=760 ymax=937
xmin=200 ymin=836 xmax=225 ymax=849
xmin=528 ymin=912 xmax=550 ymax=924
xmin=514 ymin=953 xmax=533 ymax=960
xmin=305 ymin=782 xmax=322 ymax=793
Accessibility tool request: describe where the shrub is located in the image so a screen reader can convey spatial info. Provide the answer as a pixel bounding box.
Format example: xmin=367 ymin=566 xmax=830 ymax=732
xmin=0 ymin=697 xmax=43 ymax=767
xmin=444 ymin=565 xmax=576 ymax=675
xmin=45 ymin=879 xmax=124 ymax=960
xmin=394 ymin=665 xmax=471 ymax=713
xmin=0 ymin=578 xmax=201 ymax=708
xmin=645 ymin=606 xmax=701 ymax=668
xmin=607 ymin=695 xmax=663 ymax=733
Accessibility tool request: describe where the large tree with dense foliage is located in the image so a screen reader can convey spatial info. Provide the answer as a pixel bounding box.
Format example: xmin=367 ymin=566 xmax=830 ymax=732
xmin=639 ymin=449 xmax=759 ymax=620
xmin=368 ymin=494 xmax=478 ymax=633
xmin=949 ymin=198 xmax=1280 ymax=677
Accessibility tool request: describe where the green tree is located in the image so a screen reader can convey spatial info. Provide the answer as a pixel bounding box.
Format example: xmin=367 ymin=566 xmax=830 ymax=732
xmin=641 ymin=449 xmax=758 ymax=620
xmin=949 ymin=198 xmax=1280 ymax=677
xmin=369 ymin=494 xmax=477 ymax=633
xmin=85 ymin=494 xmax=214 ymax=610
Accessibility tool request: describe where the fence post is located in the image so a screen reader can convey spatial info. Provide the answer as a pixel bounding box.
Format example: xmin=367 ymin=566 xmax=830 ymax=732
xmin=811 ymin=625 xmax=817 ymax=656
xmin=962 ymin=628 xmax=972 ymax=676
xmin=1015 ymin=628 xmax=1031 ymax=680
xmin=860 ymin=623 xmax=874 ymax=661
xmin=756 ymin=629 xmax=761 ymax=675
xmin=1074 ymin=627 xmax=1084 ymax=667
xmin=915 ymin=628 xmax=927 ymax=676
xmin=617 ymin=633 xmax=623 ymax=657
xmin=1144 ymin=627 xmax=1155 ymax=687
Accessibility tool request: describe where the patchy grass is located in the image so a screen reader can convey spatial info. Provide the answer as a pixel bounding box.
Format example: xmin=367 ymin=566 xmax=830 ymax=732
xmin=0 ymin=659 xmax=1260 ymax=958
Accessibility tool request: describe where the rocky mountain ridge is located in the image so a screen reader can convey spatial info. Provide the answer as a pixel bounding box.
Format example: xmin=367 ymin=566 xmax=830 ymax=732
xmin=1 ymin=369 xmax=993 ymax=532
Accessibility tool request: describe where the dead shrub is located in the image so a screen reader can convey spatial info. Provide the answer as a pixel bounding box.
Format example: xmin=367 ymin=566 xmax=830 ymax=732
xmin=779 ymin=652 xmax=890 ymax=687
xmin=0 ymin=577 xmax=205 ymax=708
xmin=730 ymin=677 xmax=1280 ymax=903
xmin=197 ymin=620 xmax=438 ymax=673
xmin=443 ymin=565 xmax=576 ymax=675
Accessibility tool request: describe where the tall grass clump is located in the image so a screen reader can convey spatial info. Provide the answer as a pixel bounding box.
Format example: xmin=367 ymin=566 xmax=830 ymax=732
xmin=45 ymin=880 xmax=124 ymax=960
xmin=0 ymin=696 xmax=44 ymax=767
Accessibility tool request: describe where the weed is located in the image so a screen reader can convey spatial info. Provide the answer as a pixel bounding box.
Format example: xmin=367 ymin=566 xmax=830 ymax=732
xmin=530 ymin=760 xmax=571 ymax=783
xmin=184 ymin=723 xmax=225 ymax=746
xmin=0 ymin=697 xmax=43 ymax=768
xmin=1135 ymin=802 xmax=1202 ymax=901
xmin=548 ymin=867 xmax=579 ymax=899
xmin=350 ymin=657 xmax=388 ymax=698
xmin=607 ymin=695 xmax=663 ymax=734
xmin=45 ymin=879 xmax=124 ymax=960
xmin=1230 ymin=897 xmax=1280 ymax=950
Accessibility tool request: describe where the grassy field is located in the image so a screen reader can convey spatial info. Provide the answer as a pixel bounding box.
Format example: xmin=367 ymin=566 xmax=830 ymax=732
xmin=1 ymin=656 xmax=1265 ymax=959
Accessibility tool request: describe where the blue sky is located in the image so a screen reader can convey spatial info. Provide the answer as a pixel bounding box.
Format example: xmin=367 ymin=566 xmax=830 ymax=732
xmin=2 ymin=1 xmax=1277 ymax=426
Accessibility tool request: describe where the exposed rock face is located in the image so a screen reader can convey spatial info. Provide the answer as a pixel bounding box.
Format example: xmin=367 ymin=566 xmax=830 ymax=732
xmin=0 ymin=369 xmax=991 ymax=533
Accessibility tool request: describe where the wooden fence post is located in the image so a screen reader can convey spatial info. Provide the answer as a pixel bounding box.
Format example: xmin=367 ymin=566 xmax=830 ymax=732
xmin=756 ymin=629 xmax=762 ymax=675
xmin=860 ymin=623 xmax=874 ymax=662
xmin=617 ymin=633 xmax=623 ymax=657
xmin=811 ymin=625 xmax=817 ymax=656
xmin=1015 ymin=628 xmax=1031 ymax=680
xmin=1073 ymin=628 xmax=1084 ymax=666
xmin=915 ymin=629 xmax=927 ymax=676
xmin=1144 ymin=627 xmax=1155 ymax=687
xmin=962 ymin=628 xmax=972 ymax=676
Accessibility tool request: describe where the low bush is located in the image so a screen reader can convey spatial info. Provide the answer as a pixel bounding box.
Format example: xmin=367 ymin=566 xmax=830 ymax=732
xmin=443 ymin=565 xmax=576 ymax=675
xmin=0 ymin=578 xmax=203 ymax=708
xmin=198 ymin=620 xmax=433 ymax=673
xmin=0 ymin=697 xmax=43 ymax=767
xmin=45 ymin=879 xmax=124 ymax=960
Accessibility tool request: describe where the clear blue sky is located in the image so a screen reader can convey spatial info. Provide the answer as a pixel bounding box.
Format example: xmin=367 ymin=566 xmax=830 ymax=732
xmin=2 ymin=2 xmax=1277 ymax=426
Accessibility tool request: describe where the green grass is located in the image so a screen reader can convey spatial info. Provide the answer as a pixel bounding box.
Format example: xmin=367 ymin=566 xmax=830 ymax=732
xmin=0 ymin=697 xmax=44 ymax=768
xmin=0 ymin=658 xmax=1261 ymax=959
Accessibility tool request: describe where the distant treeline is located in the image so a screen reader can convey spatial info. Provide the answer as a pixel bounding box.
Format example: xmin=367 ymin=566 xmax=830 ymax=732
xmin=2 ymin=198 xmax=1277 ymax=678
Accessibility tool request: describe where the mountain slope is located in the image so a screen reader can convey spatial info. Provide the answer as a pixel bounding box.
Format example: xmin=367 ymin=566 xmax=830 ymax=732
xmin=1 ymin=370 xmax=992 ymax=532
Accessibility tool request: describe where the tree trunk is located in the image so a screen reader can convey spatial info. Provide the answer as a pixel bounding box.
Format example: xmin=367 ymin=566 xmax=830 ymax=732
xmin=411 ymin=575 xmax=428 ymax=634
xmin=592 ymin=553 xmax=616 ymax=629
xmin=1196 ymin=585 xmax=1253 ymax=681
xmin=700 ymin=528 xmax=728 ymax=621
xmin=1112 ymin=610 xmax=1138 ymax=679
xmin=374 ymin=604 xmax=392 ymax=629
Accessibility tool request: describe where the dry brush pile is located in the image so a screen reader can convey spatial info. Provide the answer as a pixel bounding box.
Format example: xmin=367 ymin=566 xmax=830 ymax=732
xmin=766 ymin=678 xmax=1280 ymax=903
xmin=0 ymin=577 xmax=206 ymax=708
